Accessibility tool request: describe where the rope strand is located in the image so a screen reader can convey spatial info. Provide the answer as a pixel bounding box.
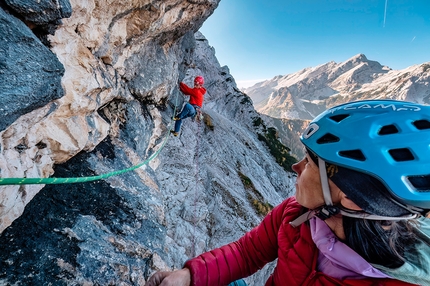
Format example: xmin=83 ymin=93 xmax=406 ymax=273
xmin=0 ymin=94 xmax=180 ymax=185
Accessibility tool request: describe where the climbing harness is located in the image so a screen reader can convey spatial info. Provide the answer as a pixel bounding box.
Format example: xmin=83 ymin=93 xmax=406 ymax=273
xmin=193 ymin=105 xmax=203 ymax=122
xmin=0 ymin=94 xmax=181 ymax=186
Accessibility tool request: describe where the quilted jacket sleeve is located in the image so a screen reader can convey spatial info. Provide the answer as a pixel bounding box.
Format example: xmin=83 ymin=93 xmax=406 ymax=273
xmin=184 ymin=198 xmax=294 ymax=286
xmin=179 ymin=82 xmax=193 ymax=95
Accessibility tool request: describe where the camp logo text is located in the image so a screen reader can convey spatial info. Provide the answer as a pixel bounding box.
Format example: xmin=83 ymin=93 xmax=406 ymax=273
xmin=329 ymin=103 xmax=421 ymax=114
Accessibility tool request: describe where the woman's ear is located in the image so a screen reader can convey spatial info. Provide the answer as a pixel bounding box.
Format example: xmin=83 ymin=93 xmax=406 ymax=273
xmin=340 ymin=193 xmax=363 ymax=211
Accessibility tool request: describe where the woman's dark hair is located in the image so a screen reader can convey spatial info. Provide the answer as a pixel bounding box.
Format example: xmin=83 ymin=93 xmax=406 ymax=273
xmin=343 ymin=216 xmax=417 ymax=268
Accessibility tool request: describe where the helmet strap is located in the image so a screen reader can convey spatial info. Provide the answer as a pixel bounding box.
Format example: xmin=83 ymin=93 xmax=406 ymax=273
xmin=290 ymin=204 xmax=417 ymax=228
xmin=318 ymin=157 xmax=333 ymax=206
xmin=289 ymin=205 xmax=340 ymax=227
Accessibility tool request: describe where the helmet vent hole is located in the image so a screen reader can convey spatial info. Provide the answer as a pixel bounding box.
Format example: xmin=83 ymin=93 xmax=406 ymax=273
xmin=378 ymin=124 xmax=399 ymax=135
xmin=306 ymin=127 xmax=315 ymax=136
xmin=388 ymin=148 xmax=415 ymax=162
xmin=316 ymin=133 xmax=340 ymax=144
xmin=407 ymin=175 xmax=430 ymax=191
xmin=339 ymin=150 xmax=366 ymax=161
xmin=329 ymin=114 xmax=350 ymax=122
xmin=413 ymin=120 xmax=430 ymax=130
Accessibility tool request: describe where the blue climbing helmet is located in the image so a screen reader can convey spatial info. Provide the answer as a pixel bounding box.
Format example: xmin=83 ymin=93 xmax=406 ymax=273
xmin=301 ymin=100 xmax=430 ymax=214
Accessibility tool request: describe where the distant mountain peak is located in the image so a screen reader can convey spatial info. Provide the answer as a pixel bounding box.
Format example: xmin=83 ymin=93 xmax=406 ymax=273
xmin=245 ymin=55 xmax=430 ymax=120
xmin=349 ymin=53 xmax=368 ymax=62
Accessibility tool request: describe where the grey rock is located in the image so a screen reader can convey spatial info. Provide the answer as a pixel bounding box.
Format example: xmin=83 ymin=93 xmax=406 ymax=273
xmin=0 ymin=31 xmax=295 ymax=285
xmin=4 ymin=0 xmax=72 ymax=25
xmin=0 ymin=7 xmax=64 ymax=132
xmin=0 ymin=1 xmax=297 ymax=285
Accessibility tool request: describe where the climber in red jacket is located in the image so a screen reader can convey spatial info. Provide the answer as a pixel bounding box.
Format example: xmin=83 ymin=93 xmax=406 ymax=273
xmin=171 ymin=76 xmax=206 ymax=137
xmin=148 ymin=100 xmax=430 ymax=286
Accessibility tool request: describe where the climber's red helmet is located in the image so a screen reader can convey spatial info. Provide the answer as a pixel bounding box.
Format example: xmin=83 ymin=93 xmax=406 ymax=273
xmin=194 ymin=76 xmax=204 ymax=86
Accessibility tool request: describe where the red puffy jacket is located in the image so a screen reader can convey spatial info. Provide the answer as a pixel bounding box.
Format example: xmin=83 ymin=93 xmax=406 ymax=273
xmin=184 ymin=197 xmax=417 ymax=286
xmin=179 ymin=82 xmax=206 ymax=108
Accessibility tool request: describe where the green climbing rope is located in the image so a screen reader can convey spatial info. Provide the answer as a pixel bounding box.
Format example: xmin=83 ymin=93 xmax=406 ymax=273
xmin=0 ymin=96 xmax=180 ymax=186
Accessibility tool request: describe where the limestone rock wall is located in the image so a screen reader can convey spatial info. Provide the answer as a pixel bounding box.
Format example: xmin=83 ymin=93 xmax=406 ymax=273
xmin=0 ymin=0 xmax=296 ymax=284
xmin=0 ymin=0 xmax=218 ymax=233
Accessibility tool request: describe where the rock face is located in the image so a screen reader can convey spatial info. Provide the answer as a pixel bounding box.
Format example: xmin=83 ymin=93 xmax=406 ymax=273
xmin=246 ymin=54 xmax=430 ymax=120
xmin=0 ymin=0 xmax=219 ymax=233
xmin=5 ymin=0 xmax=72 ymax=25
xmin=0 ymin=0 xmax=296 ymax=285
xmin=0 ymin=7 xmax=65 ymax=132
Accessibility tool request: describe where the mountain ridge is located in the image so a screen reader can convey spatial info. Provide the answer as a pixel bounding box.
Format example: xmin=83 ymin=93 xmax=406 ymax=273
xmin=245 ymin=54 xmax=430 ymax=120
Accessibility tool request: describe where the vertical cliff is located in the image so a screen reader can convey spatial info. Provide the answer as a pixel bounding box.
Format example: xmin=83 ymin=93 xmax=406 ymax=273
xmin=0 ymin=0 xmax=296 ymax=284
xmin=0 ymin=0 xmax=219 ymax=233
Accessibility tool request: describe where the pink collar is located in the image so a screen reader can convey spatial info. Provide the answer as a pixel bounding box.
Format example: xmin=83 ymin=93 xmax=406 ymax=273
xmin=310 ymin=217 xmax=391 ymax=280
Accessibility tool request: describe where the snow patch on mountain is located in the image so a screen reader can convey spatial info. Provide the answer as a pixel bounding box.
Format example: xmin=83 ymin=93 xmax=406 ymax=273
xmin=245 ymin=54 xmax=430 ymax=120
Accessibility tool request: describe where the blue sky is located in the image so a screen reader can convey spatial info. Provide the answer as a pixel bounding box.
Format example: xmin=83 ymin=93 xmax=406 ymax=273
xmin=200 ymin=0 xmax=430 ymax=88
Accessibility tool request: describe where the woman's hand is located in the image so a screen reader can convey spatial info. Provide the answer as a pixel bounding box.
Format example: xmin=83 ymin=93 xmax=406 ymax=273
xmin=146 ymin=268 xmax=191 ymax=286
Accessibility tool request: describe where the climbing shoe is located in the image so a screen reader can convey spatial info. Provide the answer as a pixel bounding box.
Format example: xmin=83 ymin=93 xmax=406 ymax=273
xmin=170 ymin=131 xmax=179 ymax=137
xmin=173 ymin=117 xmax=181 ymax=121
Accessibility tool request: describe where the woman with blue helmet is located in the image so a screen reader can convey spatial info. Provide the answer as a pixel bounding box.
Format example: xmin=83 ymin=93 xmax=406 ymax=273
xmin=147 ymin=100 xmax=430 ymax=286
